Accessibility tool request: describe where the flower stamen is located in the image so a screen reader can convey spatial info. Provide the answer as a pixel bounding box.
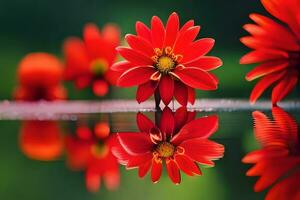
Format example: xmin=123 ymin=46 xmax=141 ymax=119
xmin=156 ymin=142 xmax=175 ymax=158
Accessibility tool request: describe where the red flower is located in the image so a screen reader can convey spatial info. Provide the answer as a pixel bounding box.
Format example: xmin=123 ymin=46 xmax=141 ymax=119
xmin=242 ymin=107 xmax=300 ymax=199
xmin=63 ymin=23 xmax=121 ymax=97
xmin=14 ymin=53 xmax=67 ymax=101
xmin=65 ymin=121 xmax=120 ymax=192
xmin=112 ymin=12 xmax=222 ymax=106
xmin=19 ymin=121 xmax=64 ymax=161
xmin=240 ymin=0 xmax=300 ymax=104
xmin=112 ymin=107 xmax=224 ymax=184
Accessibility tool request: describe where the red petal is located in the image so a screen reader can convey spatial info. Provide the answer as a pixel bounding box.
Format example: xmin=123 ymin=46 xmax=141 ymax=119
xmin=180 ymin=139 xmax=224 ymax=165
xmin=246 ymin=61 xmax=288 ymax=81
xmin=188 ymin=86 xmax=196 ymax=104
xmin=102 ymin=23 xmax=120 ymax=47
xmin=136 ymin=81 xmax=159 ymax=103
xmin=184 ymin=56 xmax=223 ymax=71
xmin=179 ymin=20 xmax=194 ymax=34
xmin=240 ymin=48 xmax=288 ymax=64
xmin=86 ymin=169 xmax=101 ymax=192
xmin=126 ymin=34 xmax=154 ymax=57
xmin=171 ymin=67 xmax=217 ymax=90
xmin=174 ymin=154 xmax=202 ymax=176
xmin=92 ymin=80 xmax=109 ymax=97
xmin=174 ymin=107 xmax=188 ymax=132
xmin=117 ymin=132 xmax=153 ymax=155
xmin=136 ymin=21 xmax=152 ymax=42
xmin=117 ymin=66 xmax=156 ymax=87
xmin=173 ymin=26 xmax=200 ymax=55
xmin=151 ymin=158 xmax=162 ymax=183
xmin=111 ymin=61 xmax=136 ymax=71
xmin=164 ymin=12 xmax=179 ymax=47
xmin=272 ymin=71 xmax=298 ymax=104
xmin=159 ymin=75 xmax=174 ymax=105
xmin=166 ymin=159 xmax=181 ymax=184
xmin=159 ymin=107 xmax=175 ymax=137
xmin=63 ymin=38 xmax=90 ymax=79
xmin=103 ymin=170 xmax=120 ymax=190
xmin=171 ymin=115 xmax=219 ymax=145
xmin=138 ymin=160 xmax=152 ymax=178
xmin=249 ymin=71 xmax=286 ymax=104
xmin=136 ymin=112 xmax=156 ymax=133
xmin=151 ymin=16 xmax=165 ymax=49
xmin=126 ymin=152 xmax=153 ymax=168
xmin=181 ymin=38 xmax=215 ymax=63
xmin=117 ymin=47 xmax=153 ymax=65
xmin=174 ymin=81 xmax=188 ymax=106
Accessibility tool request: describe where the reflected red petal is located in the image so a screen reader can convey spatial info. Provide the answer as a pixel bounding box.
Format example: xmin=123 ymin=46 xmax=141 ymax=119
xmin=136 ymin=112 xmax=156 ymax=133
xmin=138 ymin=160 xmax=152 ymax=178
xmin=159 ymin=107 xmax=175 ymax=137
xmin=166 ymin=159 xmax=181 ymax=184
xmin=151 ymin=158 xmax=162 ymax=183
xmin=117 ymin=132 xmax=153 ymax=155
xmin=175 ymin=154 xmax=202 ymax=176
xmin=171 ymin=115 xmax=219 ymax=145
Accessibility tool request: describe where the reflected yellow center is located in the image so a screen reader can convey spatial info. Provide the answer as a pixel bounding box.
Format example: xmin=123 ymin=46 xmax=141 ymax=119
xmin=91 ymin=143 xmax=109 ymax=158
xmin=156 ymin=142 xmax=175 ymax=158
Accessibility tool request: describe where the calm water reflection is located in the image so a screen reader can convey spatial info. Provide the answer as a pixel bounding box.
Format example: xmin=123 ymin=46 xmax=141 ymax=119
xmin=1 ymin=105 xmax=300 ymax=200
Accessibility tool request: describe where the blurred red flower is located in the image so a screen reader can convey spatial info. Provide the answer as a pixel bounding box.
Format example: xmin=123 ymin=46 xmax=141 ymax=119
xmin=19 ymin=121 xmax=64 ymax=161
xmin=112 ymin=107 xmax=224 ymax=184
xmin=243 ymin=107 xmax=300 ymax=200
xmin=112 ymin=12 xmax=222 ymax=106
xmin=63 ymin=23 xmax=121 ymax=97
xmin=14 ymin=53 xmax=67 ymax=100
xmin=240 ymin=0 xmax=300 ymax=104
xmin=65 ymin=122 xmax=120 ymax=192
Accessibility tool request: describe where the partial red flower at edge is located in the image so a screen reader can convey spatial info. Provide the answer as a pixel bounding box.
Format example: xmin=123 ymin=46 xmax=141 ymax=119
xmin=65 ymin=122 xmax=120 ymax=192
xmin=14 ymin=53 xmax=67 ymax=101
xmin=111 ymin=12 xmax=222 ymax=106
xmin=242 ymin=107 xmax=300 ymax=200
xmin=240 ymin=0 xmax=300 ymax=105
xmin=19 ymin=121 xmax=64 ymax=161
xmin=63 ymin=23 xmax=121 ymax=97
xmin=111 ymin=107 xmax=224 ymax=184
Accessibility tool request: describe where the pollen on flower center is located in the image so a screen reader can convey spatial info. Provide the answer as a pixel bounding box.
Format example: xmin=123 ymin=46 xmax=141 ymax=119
xmin=156 ymin=56 xmax=175 ymax=73
xmin=156 ymin=142 xmax=175 ymax=158
xmin=152 ymin=47 xmax=182 ymax=74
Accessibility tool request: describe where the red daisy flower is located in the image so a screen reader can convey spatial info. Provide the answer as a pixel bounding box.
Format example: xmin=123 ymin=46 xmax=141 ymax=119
xmin=240 ymin=0 xmax=300 ymax=104
xmin=112 ymin=12 xmax=222 ymax=106
xmin=65 ymin=121 xmax=120 ymax=192
xmin=19 ymin=121 xmax=64 ymax=161
xmin=63 ymin=23 xmax=121 ymax=97
xmin=112 ymin=107 xmax=224 ymax=184
xmin=242 ymin=107 xmax=300 ymax=199
xmin=14 ymin=53 xmax=67 ymax=101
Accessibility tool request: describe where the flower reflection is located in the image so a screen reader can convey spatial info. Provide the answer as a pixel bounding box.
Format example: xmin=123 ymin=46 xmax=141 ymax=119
xmin=14 ymin=53 xmax=67 ymax=101
xmin=65 ymin=121 xmax=120 ymax=192
xmin=112 ymin=107 xmax=224 ymax=184
xmin=63 ymin=23 xmax=121 ymax=97
xmin=19 ymin=121 xmax=64 ymax=161
xmin=243 ymin=107 xmax=300 ymax=200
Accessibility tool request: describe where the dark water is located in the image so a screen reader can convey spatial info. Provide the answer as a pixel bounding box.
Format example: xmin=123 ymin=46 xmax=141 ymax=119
xmin=0 ymin=101 xmax=299 ymax=200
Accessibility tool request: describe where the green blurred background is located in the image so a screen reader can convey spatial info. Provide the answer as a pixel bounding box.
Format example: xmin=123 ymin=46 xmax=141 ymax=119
xmin=0 ymin=0 xmax=272 ymax=100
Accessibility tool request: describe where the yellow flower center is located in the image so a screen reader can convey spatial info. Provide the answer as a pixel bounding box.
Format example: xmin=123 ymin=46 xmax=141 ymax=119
xmin=90 ymin=59 xmax=108 ymax=75
xmin=156 ymin=56 xmax=175 ymax=73
xmin=156 ymin=142 xmax=175 ymax=158
xmin=152 ymin=47 xmax=182 ymax=74
xmin=91 ymin=143 xmax=109 ymax=158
